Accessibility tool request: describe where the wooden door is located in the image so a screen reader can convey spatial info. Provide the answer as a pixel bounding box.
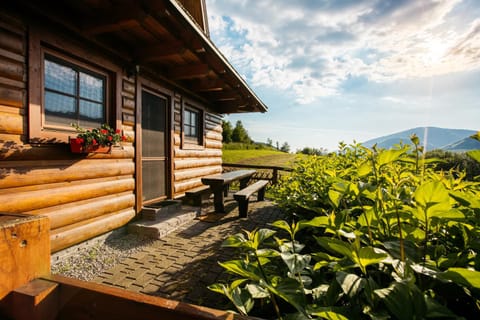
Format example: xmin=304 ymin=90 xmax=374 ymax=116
xmin=141 ymin=89 xmax=168 ymax=203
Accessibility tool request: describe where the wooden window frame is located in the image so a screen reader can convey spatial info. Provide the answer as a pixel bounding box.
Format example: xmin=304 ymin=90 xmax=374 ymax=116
xmin=28 ymin=26 xmax=122 ymax=143
xmin=181 ymin=99 xmax=205 ymax=150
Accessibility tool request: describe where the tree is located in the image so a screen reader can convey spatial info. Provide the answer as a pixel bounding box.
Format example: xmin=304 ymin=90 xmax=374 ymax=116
xmin=267 ymin=138 xmax=273 ymax=146
xmin=280 ymin=142 xmax=290 ymax=153
xmin=222 ymin=120 xmax=233 ymax=143
xmin=232 ymin=120 xmax=251 ymax=143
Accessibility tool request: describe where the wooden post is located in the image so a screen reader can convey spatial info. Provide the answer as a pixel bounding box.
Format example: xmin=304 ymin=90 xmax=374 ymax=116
xmin=272 ymin=168 xmax=278 ymax=185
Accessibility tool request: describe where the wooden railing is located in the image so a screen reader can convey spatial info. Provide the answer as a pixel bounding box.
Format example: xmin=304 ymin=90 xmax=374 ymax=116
xmin=222 ymin=163 xmax=292 ymax=185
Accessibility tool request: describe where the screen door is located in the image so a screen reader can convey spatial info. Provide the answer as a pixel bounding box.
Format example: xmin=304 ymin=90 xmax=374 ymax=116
xmin=141 ymin=89 xmax=168 ymax=202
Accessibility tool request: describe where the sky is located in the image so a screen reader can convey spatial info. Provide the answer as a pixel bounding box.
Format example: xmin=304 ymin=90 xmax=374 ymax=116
xmin=205 ymin=0 xmax=480 ymax=151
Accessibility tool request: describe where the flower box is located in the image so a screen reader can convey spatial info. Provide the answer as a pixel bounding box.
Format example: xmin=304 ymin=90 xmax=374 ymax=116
xmin=69 ymin=138 xmax=111 ymax=154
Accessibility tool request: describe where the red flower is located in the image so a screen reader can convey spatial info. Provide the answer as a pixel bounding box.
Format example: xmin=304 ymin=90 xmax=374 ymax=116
xmin=115 ymin=129 xmax=121 ymax=134
xmin=101 ymin=129 xmax=108 ymax=135
xmin=121 ymin=135 xmax=127 ymax=141
xmin=108 ymin=135 xmax=113 ymax=141
xmin=92 ymin=139 xmax=97 ymax=145
xmin=77 ymin=138 xmax=84 ymax=144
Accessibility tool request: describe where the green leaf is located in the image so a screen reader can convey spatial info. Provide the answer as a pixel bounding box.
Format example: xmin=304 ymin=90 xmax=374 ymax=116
xmin=256 ymin=248 xmax=280 ymax=258
xmin=230 ymin=286 xmax=254 ymax=315
xmin=298 ymin=216 xmax=330 ymax=230
xmin=246 ymin=283 xmax=269 ymax=298
xmin=336 ymin=271 xmax=366 ymax=298
xmin=357 ymin=161 xmax=372 ymax=177
xmin=308 ymin=307 xmax=349 ymax=320
xmin=438 ymin=267 xmax=480 ymax=289
xmin=467 ymin=150 xmax=480 ymax=163
xmin=429 ymin=208 xmax=465 ymax=220
xmin=358 ymin=247 xmax=388 ymax=271
xmin=374 ymin=282 xmax=413 ymax=320
xmin=222 ymin=233 xmax=248 ymax=248
xmin=264 ymin=277 xmax=307 ymax=316
xmin=328 ymin=189 xmax=343 ymax=208
xmin=281 ymin=252 xmax=311 ymax=274
xmin=253 ymin=228 xmax=276 ymax=249
xmin=218 ymin=260 xmax=261 ymax=281
xmin=271 ymin=219 xmax=292 ymax=234
xmin=377 ymin=148 xmax=407 ymax=167
xmin=316 ymin=237 xmax=353 ymax=260
xmin=414 ymin=181 xmax=450 ymax=209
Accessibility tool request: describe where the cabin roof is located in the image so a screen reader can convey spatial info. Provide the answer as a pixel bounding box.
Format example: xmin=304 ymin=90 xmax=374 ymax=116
xmin=12 ymin=0 xmax=267 ymax=114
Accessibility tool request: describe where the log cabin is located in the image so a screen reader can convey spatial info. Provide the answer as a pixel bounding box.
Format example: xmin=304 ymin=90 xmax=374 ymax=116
xmin=0 ymin=0 xmax=267 ymax=253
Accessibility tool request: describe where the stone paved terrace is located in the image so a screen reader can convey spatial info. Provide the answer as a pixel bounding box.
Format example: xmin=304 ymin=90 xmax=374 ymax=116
xmin=92 ymin=199 xmax=287 ymax=310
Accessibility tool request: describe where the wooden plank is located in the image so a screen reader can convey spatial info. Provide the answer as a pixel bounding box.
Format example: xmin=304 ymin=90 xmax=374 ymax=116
xmin=174 ymin=148 xmax=222 ymax=158
xmin=28 ymin=192 xmax=135 ymax=230
xmin=205 ymin=140 xmax=222 ymax=149
xmin=43 ymin=274 xmax=250 ymax=320
xmin=169 ymin=63 xmax=210 ymax=80
xmin=0 ymin=214 xmax=50 ymax=300
xmin=0 ymin=177 xmax=135 ymax=213
xmin=135 ymin=40 xmax=186 ymax=62
xmin=50 ymin=208 xmax=135 ymax=252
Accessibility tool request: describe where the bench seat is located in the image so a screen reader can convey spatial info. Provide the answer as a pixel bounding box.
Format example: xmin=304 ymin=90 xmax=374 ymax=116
xmin=234 ymin=180 xmax=269 ymax=217
xmin=184 ymin=185 xmax=211 ymax=206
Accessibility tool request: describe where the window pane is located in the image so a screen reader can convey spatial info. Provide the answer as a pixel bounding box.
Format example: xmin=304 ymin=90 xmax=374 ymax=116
xmin=80 ymin=72 xmax=104 ymax=102
xmin=79 ymin=100 xmax=104 ymax=123
xmin=45 ymin=59 xmax=76 ymax=94
xmin=191 ymin=111 xmax=197 ymax=125
xmin=184 ymin=110 xmax=191 ymax=125
xmin=44 ymin=91 xmax=76 ymax=126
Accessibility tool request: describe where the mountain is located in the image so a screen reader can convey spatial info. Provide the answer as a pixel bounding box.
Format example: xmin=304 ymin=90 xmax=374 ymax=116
xmin=362 ymin=127 xmax=477 ymax=151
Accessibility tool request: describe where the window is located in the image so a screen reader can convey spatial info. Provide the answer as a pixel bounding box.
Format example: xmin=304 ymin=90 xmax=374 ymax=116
xmin=183 ymin=108 xmax=199 ymax=139
xmin=182 ymin=101 xmax=204 ymax=148
xmin=44 ymin=55 xmax=106 ymax=129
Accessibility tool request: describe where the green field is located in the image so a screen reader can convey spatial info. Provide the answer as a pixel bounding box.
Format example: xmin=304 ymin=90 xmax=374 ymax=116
xmin=222 ymin=149 xmax=300 ymax=168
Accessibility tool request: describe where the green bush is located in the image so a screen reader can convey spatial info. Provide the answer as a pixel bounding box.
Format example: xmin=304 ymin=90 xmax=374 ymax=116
xmin=426 ymin=149 xmax=480 ymax=181
xmin=210 ymin=138 xmax=480 ymax=319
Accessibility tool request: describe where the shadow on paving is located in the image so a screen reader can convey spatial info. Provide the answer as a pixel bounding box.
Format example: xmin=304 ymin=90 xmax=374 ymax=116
xmin=94 ymin=200 xmax=287 ymax=311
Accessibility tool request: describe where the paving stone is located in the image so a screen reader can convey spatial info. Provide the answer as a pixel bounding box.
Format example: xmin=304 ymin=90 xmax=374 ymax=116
xmin=92 ymin=201 xmax=286 ymax=310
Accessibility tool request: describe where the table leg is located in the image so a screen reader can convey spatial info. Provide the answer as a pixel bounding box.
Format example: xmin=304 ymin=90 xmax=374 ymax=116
xmin=239 ymin=177 xmax=251 ymax=189
xmin=212 ymin=187 xmax=225 ymax=213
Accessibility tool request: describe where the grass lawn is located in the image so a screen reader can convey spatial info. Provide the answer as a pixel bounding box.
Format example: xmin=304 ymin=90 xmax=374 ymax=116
xmin=222 ymin=149 xmax=301 ymax=168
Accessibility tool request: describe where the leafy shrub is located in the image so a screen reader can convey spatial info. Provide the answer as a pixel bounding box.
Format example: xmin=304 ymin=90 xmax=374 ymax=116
xmin=426 ymin=149 xmax=480 ymax=181
xmin=210 ymin=137 xmax=480 ymax=319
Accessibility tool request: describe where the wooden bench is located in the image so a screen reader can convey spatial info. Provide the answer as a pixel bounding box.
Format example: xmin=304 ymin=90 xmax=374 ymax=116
xmin=184 ymin=185 xmax=211 ymax=206
xmin=234 ymin=180 xmax=269 ymax=217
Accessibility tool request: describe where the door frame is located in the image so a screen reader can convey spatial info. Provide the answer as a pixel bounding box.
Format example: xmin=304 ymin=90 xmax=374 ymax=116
xmin=135 ymin=77 xmax=174 ymax=213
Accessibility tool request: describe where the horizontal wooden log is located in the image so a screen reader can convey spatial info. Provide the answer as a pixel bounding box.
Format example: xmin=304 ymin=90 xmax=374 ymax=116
xmin=205 ymin=140 xmax=222 ymax=149
xmin=174 ymin=179 xmax=205 ymax=194
xmin=174 ymin=148 xmax=222 ymax=158
xmin=0 ymin=84 xmax=23 ymax=107
xmin=0 ymin=27 xmax=24 ymax=54
xmin=0 ymin=55 xmax=24 ymax=81
xmin=0 ymin=110 xmax=23 ymax=134
xmin=0 ymin=159 xmax=134 ymax=189
xmin=0 ymin=177 xmax=134 ymax=212
xmin=206 ymin=112 xmax=222 ymax=124
xmin=50 ymin=208 xmax=135 ymax=252
xmin=174 ymin=133 xmax=181 ymax=146
xmin=174 ymin=166 xmax=222 ymax=182
xmin=174 ymin=169 xmax=222 ymax=194
xmin=205 ymin=121 xmax=221 ymax=133
xmin=27 ymin=192 xmax=135 ymax=229
xmin=205 ymin=131 xmax=222 ymax=141
xmin=0 ymin=74 xmax=24 ymax=89
xmin=0 ymin=142 xmax=134 ymax=160
xmin=174 ymin=158 xmax=222 ymax=169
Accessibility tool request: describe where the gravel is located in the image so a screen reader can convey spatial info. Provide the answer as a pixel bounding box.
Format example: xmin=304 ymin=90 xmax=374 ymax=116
xmin=51 ymin=234 xmax=156 ymax=281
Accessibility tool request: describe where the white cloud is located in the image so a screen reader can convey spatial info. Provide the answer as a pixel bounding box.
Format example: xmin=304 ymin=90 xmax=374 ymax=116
xmin=206 ymin=0 xmax=480 ymax=104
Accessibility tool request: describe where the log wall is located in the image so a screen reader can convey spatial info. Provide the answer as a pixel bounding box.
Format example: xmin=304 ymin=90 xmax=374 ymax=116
xmin=0 ymin=12 xmax=135 ymax=253
xmin=172 ymin=96 xmax=223 ymax=197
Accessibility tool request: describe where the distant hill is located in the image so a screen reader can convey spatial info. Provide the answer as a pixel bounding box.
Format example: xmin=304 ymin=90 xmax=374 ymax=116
xmin=362 ymin=127 xmax=478 ymax=151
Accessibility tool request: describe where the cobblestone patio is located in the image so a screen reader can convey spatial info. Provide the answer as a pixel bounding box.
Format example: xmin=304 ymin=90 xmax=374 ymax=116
xmin=92 ymin=199 xmax=286 ymax=309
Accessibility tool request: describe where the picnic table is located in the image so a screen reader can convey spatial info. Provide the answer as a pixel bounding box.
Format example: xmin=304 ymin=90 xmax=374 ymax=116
xmin=201 ymin=169 xmax=255 ymax=213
